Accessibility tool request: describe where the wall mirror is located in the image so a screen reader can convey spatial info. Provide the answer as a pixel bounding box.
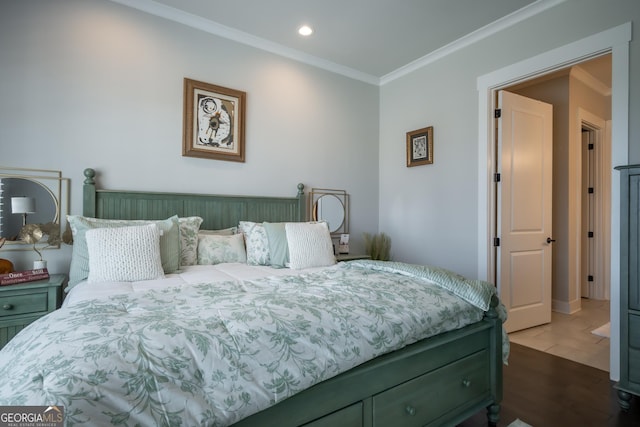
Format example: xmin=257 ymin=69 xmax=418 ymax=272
xmin=0 ymin=167 xmax=69 ymax=251
xmin=309 ymin=188 xmax=348 ymax=236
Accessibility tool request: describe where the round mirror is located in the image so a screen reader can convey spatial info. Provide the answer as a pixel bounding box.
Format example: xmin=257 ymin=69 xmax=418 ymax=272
xmin=313 ymin=194 xmax=345 ymax=233
xmin=0 ymin=178 xmax=58 ymax=241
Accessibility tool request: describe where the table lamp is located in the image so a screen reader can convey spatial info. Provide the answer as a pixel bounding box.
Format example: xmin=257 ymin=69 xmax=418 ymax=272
xmin=11 ymin=196 xmax=36 ymax=226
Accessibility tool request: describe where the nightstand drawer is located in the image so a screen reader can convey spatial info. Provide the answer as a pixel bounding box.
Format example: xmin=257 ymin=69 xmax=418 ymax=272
xmin=0 ymin=291 xmax=49 ymax=318
xmin=0 ymin=275 xmax=66 ymax=350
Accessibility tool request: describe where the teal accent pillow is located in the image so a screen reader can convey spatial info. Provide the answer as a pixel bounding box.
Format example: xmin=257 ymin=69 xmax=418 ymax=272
xmin=67 ymin=215 xmax=180 ymax=289
xmin=263 ymin=222 xmax=289 ymax=268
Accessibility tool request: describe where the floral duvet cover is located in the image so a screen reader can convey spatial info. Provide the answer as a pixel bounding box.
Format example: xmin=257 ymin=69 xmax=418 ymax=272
xmin=0 ymin=261 xmax=500 ymax=426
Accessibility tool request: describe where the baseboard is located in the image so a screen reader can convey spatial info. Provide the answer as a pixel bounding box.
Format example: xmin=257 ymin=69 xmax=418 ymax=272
xmin=552 ymin=298 xmax=582 ymax=314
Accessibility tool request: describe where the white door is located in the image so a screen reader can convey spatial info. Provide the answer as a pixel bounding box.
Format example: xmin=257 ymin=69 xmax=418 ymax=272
xmin=497 ymin=90 xmax=553 ymax=333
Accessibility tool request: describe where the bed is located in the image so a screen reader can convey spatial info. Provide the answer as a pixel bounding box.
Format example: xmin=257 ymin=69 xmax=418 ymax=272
xmin=0 ymin=168 xmax=506 ymax=427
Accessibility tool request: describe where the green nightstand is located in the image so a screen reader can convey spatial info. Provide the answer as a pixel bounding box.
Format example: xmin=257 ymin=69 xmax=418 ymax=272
xmin=0 ymin=274 xmax=65 ymax=349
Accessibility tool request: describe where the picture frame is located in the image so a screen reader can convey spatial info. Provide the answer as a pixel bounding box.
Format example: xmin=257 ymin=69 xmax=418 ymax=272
xmin=183 ymin=78 xmax=246 ymax=162
xmin=406 ymin=126 xmax=433 ymax=167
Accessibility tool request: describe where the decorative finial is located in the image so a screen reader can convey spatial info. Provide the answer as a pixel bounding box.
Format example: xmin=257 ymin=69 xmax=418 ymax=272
xmin=83 ymin=168 xmax=96 ymax=185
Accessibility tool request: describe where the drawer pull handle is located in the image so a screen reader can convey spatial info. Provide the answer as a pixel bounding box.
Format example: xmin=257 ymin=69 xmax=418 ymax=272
xmin=462 ymin=379 xmax=472 ymax=388
xmin=405 ymin=405 xmax=416 ymax=416
xmin=2 ymin=304 xmax=13 ymax=310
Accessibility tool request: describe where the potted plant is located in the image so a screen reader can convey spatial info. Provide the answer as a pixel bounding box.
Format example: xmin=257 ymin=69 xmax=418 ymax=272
xmin=18 ymin=222 xmax=61 ymax=269
xmin=363 ymin=232 xmax=392 ymax=261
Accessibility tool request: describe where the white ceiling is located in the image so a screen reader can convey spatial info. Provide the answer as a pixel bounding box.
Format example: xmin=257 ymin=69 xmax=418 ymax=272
xmin=112 ymin=0 xmax=568 ymax=84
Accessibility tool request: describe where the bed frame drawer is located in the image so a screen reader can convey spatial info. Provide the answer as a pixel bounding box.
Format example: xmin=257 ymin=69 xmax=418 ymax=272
xmin=303 ymin=402 xmax=362 ymax=427
xmin=372 ymin=349 xmax=490 ymax=426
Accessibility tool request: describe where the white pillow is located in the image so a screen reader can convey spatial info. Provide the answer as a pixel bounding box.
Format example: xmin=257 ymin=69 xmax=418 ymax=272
xmin=66 ymin=215 xmax=180 ymax=288
xmin=285 ymin=222 xmax=336 ymax=269
xmin=86 ymin=224 xmax=165 ymax=283
xmin=197 ymin=233 xmax=247 ymax=265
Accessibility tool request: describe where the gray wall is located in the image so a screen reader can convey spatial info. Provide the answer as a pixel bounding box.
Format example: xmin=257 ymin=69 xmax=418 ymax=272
xmin=0 ymin=0 xmax=379 ymax=270
xmin=378 ymin=0 xmax=639 ymax=380
xmin=379 ymin=0 xmax=638 ymax=279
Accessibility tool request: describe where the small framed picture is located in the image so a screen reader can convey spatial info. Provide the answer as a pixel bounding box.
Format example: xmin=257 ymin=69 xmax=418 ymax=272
xmin=406 ymin=126 xmax=433 ymax=167
xmin=183 ymin=78 xmax=246 ymax=162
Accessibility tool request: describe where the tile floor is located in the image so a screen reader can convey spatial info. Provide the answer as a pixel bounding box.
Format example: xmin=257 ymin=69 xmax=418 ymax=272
xmin=508 ymin=298 xmax=610 ymax=372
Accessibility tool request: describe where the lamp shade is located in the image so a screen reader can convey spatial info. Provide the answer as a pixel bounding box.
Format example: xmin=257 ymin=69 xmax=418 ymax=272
xmin=11 ymin=197 xmax=36 ymax=214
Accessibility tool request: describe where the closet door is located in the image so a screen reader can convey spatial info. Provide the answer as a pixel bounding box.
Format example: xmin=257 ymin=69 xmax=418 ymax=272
xmin=616 ymin=165 xmax=640 ymax=409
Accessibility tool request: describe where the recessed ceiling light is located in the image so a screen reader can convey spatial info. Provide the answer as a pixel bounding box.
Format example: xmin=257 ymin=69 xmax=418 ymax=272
xmin=298 ymin=25 xmax=313 ymax=36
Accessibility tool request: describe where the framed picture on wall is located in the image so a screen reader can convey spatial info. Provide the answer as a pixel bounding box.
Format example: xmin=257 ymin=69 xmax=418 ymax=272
xmin=182 ymin=78 xmax=246 ymax=162
xmin=406 ymin=126 xmax=433 ymax=167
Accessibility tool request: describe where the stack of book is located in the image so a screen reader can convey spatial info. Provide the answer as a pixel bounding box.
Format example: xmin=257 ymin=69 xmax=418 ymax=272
xmin=0 ymin=268 xmax=50 ymax=286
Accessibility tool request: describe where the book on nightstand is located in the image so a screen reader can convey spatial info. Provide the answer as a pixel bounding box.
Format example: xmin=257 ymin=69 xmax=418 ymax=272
xmin=0 ymin=268 xmax=50 ymax=286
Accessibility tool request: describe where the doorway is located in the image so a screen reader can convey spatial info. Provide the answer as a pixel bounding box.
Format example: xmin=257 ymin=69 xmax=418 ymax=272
xmin=476 ymin=22 xmax=630 ymax=379
xmin=579 ymin=116 xmax=612 ymax=302
xmin=498 ymin=57 xmax=612 ymax=368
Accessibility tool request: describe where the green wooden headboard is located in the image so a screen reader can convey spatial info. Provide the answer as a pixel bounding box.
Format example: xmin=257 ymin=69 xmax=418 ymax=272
xmin=82 ymin=168 xmax=305 ymax=229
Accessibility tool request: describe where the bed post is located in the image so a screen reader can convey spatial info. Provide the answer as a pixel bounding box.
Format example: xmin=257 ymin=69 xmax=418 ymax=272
xmin=297 ymin=183 xmax=305 ymax=222
xmin=83 ymin=168 xmax=96 ymax=217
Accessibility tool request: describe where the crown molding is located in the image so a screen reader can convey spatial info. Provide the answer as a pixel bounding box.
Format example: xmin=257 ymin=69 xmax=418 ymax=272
xmin=379 ymin=0 xmax=567 ymax=85
xmin=570 ymin=66 xmax=611 ymax=96
xmin=108 ymin=0 xmax=380 ymax=85
xmin=110 ymin=0 xmax=564 ymax=87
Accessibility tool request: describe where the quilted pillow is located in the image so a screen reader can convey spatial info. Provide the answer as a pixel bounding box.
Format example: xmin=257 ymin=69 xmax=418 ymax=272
xmin=178 ymin=216 xmax=204 ymax=266
xmin=285 ymin=222 xmax=336 ymax=269
xmin=197 ymin=233 xmax=247 ymax=265
xmin=238 ymin=221 xmax=270 ymax=266
xmin=67 ymin=215 xmax=180 ymax=288
xmin=86 ymin=224 xmax=165 ymax=283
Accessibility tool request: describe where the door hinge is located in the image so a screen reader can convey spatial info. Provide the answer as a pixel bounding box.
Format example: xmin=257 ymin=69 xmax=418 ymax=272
xmin=493 ymin=237 xmax=500 ymax=247
xmin=588 ymin=275 xmax=594 ymax=282
xmin=494 ymin=109 xmax=502 ymax=118
xmin=588 ymin=143 xmax=595 ymax=150
xmin=588 ymin=187 xmax=594 ymax=194
xmin=588 ymin=231 xmax=594 ymax=238
xmin=494 ymin=173 xmax=501 ymax=183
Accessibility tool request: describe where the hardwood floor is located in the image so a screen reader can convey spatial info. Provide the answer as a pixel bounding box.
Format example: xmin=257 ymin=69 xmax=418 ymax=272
xmin=459 ymin=343 xmax=640 ymax=427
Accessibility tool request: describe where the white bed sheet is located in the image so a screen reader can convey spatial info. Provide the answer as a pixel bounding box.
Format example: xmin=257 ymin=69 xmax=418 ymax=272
xmin=63 ymin=263 xmax=333 ymax=306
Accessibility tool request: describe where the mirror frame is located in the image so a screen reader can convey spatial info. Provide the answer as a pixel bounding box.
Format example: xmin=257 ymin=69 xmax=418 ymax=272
xmin=0 ymin=167 xmax=70 ymax=251
xmin=308 ymin=188 xmax=349 ymax=236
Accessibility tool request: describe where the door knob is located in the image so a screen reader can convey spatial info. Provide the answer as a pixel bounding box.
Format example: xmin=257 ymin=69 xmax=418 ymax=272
xmin=546 ymin=237 xmax=556 ymax=244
